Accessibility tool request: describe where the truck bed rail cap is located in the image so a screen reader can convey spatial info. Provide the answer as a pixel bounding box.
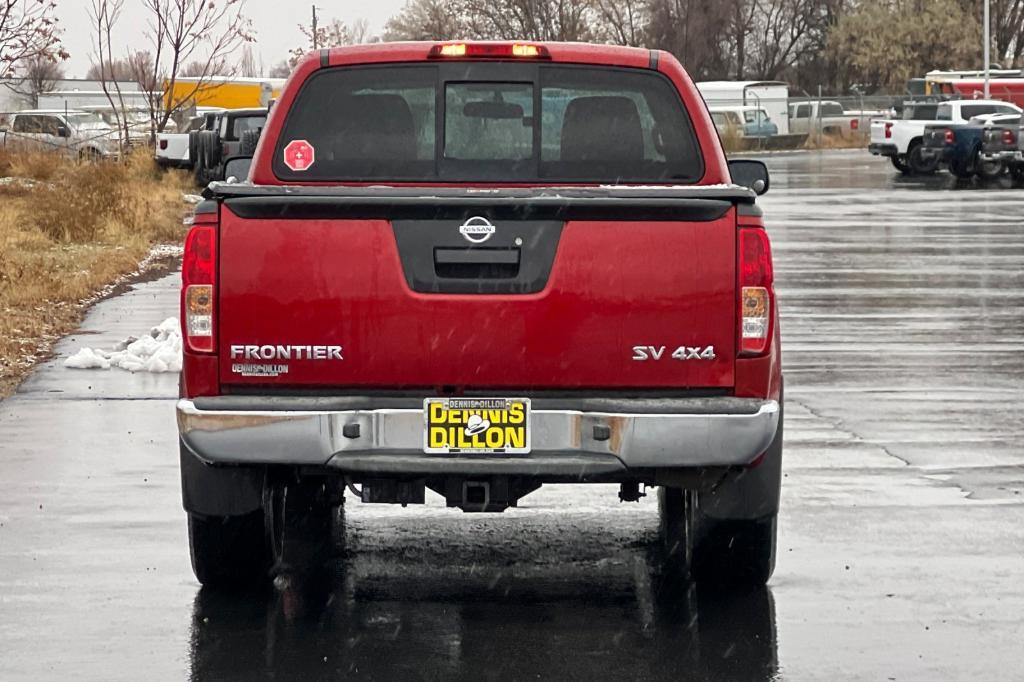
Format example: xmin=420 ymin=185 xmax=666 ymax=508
xmin=204 ymin=182 xmax=757 ymax=204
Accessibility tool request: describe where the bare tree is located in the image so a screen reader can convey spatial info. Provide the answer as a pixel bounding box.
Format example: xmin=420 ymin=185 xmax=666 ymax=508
xmin=384 ymin=0 xmax=469 ymax=40
xmin=237 ymin=44 xmax=261 ymax=77
xmin=460 ymin=0 xmax=598 ymax=41
xmin=268 ymin=60 xmax=292 ymax=78
xmin=15 ymin=53 xmax=64 ymax=107
xmin=288 ymin=16 xmax=377 ymax=67
xmin=90 ymin=0 xmax=132 ymax=148
xmin=983 ymin=0 xmax=1024 ymax=67
xmin=645 ymin=0 xmax=733 ymax=80
xmin=591 ymin=0 xmax=647 ymax=46
xmin=0 ymin=0 xmax=68 ymax=92
xmin=144 ymin=0 xmax=255 ymax=136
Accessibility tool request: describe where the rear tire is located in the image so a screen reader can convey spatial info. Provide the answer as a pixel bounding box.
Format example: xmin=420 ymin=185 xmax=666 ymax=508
xmin=192 ymin=136 xmax=208 ymax=186
xmin=188 ymin=511 xmax=271 ymax=587
xmin=658 ymin=486 xmax=694 ymax=568
xmin=265 ymin=476 xmax=338 ymax=577
xmin=974 ymin=149 xmax=1005 ymax=180
xmin=659 ymin=395 xmax=782 ymax=587
xmin=659 ymin=486 xmax=777 ymax=587
xmin=907 ymin=141 xmax=938 ymax=175
xmin=889 ymin=154 xmax=910 ymax=173
xmin=691 ymin=515 xmax=777 ymax=587
xmin=1010 ymin=164 xmax=1024 ymax=182
xmin=187 ymin=131 xmax=199 ymax=170
xmin=949 ymin=156 xmax=974 ymax=179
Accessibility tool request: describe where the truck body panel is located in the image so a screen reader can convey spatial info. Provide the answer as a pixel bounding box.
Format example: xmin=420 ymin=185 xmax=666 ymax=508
xmin=216 ymin=200 xmax=737 ymax=390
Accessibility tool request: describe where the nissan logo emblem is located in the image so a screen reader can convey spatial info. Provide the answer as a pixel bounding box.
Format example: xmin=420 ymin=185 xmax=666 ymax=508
xmin=458 ymin=216 xmax=496 ymax=244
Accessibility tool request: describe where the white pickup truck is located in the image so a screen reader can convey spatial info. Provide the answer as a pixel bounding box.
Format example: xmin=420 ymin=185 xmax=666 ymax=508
xmin=870 ymin=99 xmax=1021 ymax=175
xmin=155 ymin=109 xmax=222 ymax=170
xmin=0 ymin=110 xmax=120 ymax=159
xmin=789 ymin=100 xmax=883 ymax=136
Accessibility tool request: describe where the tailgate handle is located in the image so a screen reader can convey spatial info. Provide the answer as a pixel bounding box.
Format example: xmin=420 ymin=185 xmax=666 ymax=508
xmin=434 ymin=248 xmax=520 ymax=279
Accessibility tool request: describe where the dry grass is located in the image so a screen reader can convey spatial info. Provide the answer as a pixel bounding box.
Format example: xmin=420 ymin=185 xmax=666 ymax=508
xmin=802 ymin=130 xmax=869 ymax=150
xmin=721 ymin=130 xmax=869 ymax=153
xmin=0 ymin=149 xmax=190 ymax=397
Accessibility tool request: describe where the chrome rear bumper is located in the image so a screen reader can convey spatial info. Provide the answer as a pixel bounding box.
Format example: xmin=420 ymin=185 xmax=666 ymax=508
xmin=177 ymin=397 xmax=780 ymax=476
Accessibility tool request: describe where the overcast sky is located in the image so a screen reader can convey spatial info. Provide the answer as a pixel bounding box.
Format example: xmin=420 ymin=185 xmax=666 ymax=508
xmin=61 ymin=0 xmax=409 ymax=78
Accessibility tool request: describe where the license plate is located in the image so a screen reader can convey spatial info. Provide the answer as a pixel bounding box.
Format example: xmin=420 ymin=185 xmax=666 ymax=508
xmin=423 ymin=398 xmax=531 ymax=454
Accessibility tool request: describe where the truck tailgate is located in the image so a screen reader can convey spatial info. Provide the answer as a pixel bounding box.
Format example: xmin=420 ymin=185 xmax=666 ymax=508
xmin=869 ymin=120 xmax=890 ymax=145
xmin=215 ymin=190 xmax=739 ymax=390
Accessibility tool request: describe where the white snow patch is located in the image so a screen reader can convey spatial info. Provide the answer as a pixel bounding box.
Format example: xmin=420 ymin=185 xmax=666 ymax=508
xmin=0 ymin=176 xmax=54 ymax=190
xmin=182 ymin=193 xmax=204 ymax=204
xmin=64 ymin=317 xmax=182 ymax=373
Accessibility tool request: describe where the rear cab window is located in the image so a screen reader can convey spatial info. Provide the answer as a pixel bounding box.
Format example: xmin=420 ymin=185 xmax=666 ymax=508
xmin=227 ymin=114 xmax=266 ymax=141
xmin=903 ymin=104 xmax=938 ymax=120
xmin=272 ymin=63 xmax=703 ymax=183
xmin=962 ymin=103 xmax=1011 ymax=118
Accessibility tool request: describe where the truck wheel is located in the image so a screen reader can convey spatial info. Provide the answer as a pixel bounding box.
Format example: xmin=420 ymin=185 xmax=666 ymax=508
xmin=974 ymin=150 xmax=1005 ymax=180
xmin=889 ymin=154 xmax=910 ymax=173
xmin=658 ymin=485 xmax=695 ymax=569
xmin=1010 ymin=165 xmax=1024 ymax=182
xmin=188 ymin=511 xmax=271 ymax=587
xmin=907 ymin=141 xmax=938 ymax=175
xmin=949 ymin=157 xmax=974 ymax=179
xmin=192 ymin=136 xmax=208 ymax=186
xmin=660 ymin=396 xmax=783 ymax=587
xmin=659 ymin=486 xmax=777 ymax=586
xmin=187 ymin=131 xmax=199 ymax=170
xmin=203 ymin=131 xmax=223 ymax=171
xmin=265 ymin=476 xmax=339 ymax=578
xmin=691 ymin=514 xmax=777 ymax=587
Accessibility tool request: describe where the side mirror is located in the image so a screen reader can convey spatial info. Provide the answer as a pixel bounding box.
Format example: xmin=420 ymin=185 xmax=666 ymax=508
xmin=56 ymin=125 xmax=71 ymax=138
xmin=728 ymin=159 xmax=770 ymax=195
xmin=222 ymin=155 xmax=252 ymax=183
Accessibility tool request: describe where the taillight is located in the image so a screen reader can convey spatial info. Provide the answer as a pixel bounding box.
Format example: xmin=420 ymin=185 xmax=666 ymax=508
xmin=428 ymin=42 xmax=551 ymax=59
xmin=850 ymin=119 xmax=859 ymax=130
xmin=159 ymin=139 xmax=168 ymax=150
xmin=944 ymin=129 xmax=955 ymax=145
xmin=181 ymin=222 xmax=217 ymax=354
xmin=884 ymin=122 xmax=893 ymax=139
xmin=739 ymin=227 xmax=774 ymax=356
xmin=1003 ymin=129 xmax=1017 ymax=145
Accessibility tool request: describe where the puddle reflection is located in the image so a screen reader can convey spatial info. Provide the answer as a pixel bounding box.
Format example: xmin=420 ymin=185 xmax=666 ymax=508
xmin=189 ymin=555 xmax=777 ymax=681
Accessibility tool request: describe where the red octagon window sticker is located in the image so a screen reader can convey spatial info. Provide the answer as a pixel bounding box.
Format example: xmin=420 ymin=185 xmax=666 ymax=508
xmin=283 ymin=139 xmax=315 ymax=172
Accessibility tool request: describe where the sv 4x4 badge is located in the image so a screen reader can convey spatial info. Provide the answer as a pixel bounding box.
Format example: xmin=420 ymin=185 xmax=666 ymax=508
xmin=632 ymin=345 xmax=716 ymax=361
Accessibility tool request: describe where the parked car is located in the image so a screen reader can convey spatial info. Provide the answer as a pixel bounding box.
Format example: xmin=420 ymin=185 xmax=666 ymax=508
xmin=155 ymin=108 xmax=222 ymax=170
xmin=191 ymin=107 xmax=266 ymax=184
xmin=980 ymin=116 xmax=1024 ymax=181
xmin=710 ymin=105 xmax=778 ymax=139
xmin=176 ymin=42 xmax=783 ymax=590
xmin=85 ymin=106 xmax=164 ymax=146
xmin=921 ymin=100 xmax=1023 ymax=178
xmin=789 ymin=100 xmax=882 ymax=136
xmin=0 ymin=109 xmax=119 ymax=159
xmin=868 ymin=101 xmax=942 ymax=174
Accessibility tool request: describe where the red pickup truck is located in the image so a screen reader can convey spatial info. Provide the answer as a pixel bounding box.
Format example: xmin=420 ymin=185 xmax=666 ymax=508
xmin=176 ymin=42 xmax=782 ymax=589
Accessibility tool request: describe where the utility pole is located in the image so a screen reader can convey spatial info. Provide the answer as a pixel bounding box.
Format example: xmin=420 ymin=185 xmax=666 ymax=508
xmin=983 ymin=0 xmax=990 ymax=98
xmin=312 ymin=5 xmax=319 ymax=50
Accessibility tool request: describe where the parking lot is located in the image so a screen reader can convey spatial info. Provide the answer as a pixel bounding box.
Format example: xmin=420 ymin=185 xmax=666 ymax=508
xmin=0 ymin=149 xmax=1022 ymax=680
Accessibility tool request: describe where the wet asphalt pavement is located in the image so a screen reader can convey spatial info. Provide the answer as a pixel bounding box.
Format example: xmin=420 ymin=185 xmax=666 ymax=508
xmin=1 ymin=150 xmax=1023 ymax=680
